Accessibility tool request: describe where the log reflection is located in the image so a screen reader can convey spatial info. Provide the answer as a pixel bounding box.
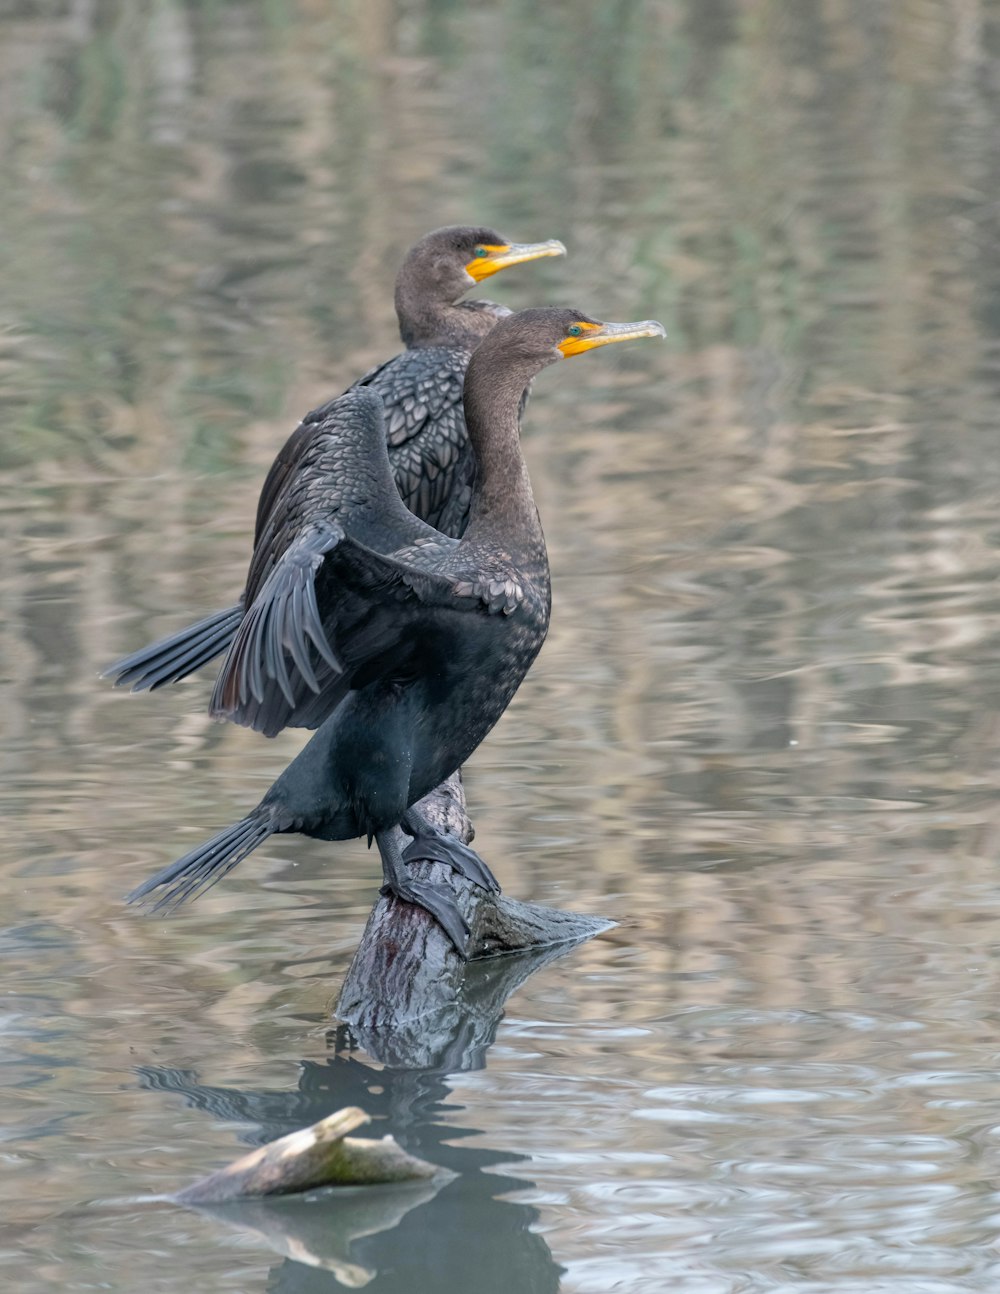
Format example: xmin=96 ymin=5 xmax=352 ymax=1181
xmin=139 ymin=1041 xmax=564 ymax=1294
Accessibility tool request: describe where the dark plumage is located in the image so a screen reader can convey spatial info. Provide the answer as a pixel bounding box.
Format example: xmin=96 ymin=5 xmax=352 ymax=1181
xmin=127 ymin=308 xmax=665 ymax=954
xmin=104 ymin=226 xmax=564 ymax=694
xmin=207 ymin=386 xmax=456 ymax=737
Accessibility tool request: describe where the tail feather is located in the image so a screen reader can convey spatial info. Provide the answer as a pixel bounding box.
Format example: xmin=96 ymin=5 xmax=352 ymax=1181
xmin=127 ymin=812 xmax=274 ymax=910
xmin=104 ymin=604 xmax=244 ymax=692
xmin=117 ymin=614 xmax=239 ymax=692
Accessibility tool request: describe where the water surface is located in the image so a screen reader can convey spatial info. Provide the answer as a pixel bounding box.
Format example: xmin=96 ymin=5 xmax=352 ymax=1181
xmin=4 ymin=2 xmax=1000 ymax=1291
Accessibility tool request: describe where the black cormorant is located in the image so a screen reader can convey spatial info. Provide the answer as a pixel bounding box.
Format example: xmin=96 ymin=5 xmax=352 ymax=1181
xmin=127 ymin=307 xmax=665 ymax=955
xmin=104 ymin=226 xmax=565 ymax=694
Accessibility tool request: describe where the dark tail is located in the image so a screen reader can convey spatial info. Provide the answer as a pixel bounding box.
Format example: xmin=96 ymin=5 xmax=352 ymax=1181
xmin=103 ymin=604 xmax=244 ymax=691
xmin=127 ymin=811 xmax=275 ymax=910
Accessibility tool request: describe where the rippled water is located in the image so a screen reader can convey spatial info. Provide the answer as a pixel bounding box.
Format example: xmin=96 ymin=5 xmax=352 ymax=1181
xmin=5 ymin=2 xmax=1000 ymax=1291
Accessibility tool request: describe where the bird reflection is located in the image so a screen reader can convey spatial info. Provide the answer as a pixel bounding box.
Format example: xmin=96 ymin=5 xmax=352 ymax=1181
xmin=138 ymin=946 xmax=574 ymax=1292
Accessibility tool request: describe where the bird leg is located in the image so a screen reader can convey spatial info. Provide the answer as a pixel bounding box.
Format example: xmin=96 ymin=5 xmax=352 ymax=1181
xmin=376 ymin=828 xmax=471 ymax=959
xmin=399 ymin=808 xmax=501 ymax=894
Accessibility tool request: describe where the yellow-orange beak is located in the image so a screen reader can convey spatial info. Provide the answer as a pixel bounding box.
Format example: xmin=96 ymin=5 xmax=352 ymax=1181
xmin=557 ymin=318 xmax=666 ymax=358
xmin=465 ymin=239 xmax=567 ymax=282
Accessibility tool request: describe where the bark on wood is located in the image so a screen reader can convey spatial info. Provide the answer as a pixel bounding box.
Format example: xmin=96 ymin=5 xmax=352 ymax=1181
xmin=175 ymin=1106 xmax=436 ymax=1204
xmin=336 ymin=772 xmax=615 ymax=1065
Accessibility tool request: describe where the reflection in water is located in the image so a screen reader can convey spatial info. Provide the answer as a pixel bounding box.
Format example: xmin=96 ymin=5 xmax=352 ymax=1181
xmin=140 ymin=1045 xmax=562 ymax=1294
xmin=7 ymin=1 xmax=1000 ymax=1291
xmin=134 ymin=947 xmax=587 ymax=1290
xmin=196 ymin=1184 xmax=445 ymax=1289
xmin=338 ymin=939 xmax=604 ymax=1072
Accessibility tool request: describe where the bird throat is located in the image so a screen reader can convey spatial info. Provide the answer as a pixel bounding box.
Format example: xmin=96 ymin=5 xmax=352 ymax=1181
xmin=460 ymin=356 xmax=540 ymax=543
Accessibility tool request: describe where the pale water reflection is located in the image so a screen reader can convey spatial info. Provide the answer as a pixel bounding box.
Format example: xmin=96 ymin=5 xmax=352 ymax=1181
xmin=4 ymin=1 xmax=1000 ymax=1291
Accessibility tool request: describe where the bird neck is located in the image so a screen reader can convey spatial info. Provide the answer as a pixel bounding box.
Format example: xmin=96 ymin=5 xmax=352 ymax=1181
xmin=395 ymin=280 xmax=496 ymax=348
xmin=461 ymin=352 xmax=540 ymax=539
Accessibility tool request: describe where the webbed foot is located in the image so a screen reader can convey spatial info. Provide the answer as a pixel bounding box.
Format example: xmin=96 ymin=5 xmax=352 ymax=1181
xmin=379 ymin=877 xmax=471 ymax=959
xmin=401 ymin=830 xmax=501 ymax=894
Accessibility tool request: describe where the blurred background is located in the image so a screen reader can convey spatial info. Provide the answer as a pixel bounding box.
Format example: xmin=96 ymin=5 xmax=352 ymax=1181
xmin=4 ymin=1 xmax=1000 ymax=1290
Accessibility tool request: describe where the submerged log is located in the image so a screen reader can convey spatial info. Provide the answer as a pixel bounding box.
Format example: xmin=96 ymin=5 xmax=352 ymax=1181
xmin=337 ymin=771 xmax=615 ymax=1060
xmin=175 ymin=1107 xmax=436 ymax=1204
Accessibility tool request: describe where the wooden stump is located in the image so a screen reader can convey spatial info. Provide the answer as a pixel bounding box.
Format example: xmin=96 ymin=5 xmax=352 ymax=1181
xmin=336 ymin=772 xmax=614 ymax=1066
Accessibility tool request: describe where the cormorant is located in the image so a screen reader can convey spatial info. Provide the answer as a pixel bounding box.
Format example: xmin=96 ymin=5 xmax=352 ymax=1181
xmin=104 ymin=226 xmax=565 ymax=694
xmin=127 ymin=308 xmax=665 ymax=955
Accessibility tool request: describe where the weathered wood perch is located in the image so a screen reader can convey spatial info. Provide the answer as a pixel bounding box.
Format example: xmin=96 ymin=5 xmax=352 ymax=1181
xmin=336 ymin=772 xmax=614 ymax=1060
xmin=175 ymin=1106 xmax=436 ymax=1204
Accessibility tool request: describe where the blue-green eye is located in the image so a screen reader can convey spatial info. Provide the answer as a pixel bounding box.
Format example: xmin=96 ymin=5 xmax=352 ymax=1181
xmin=473 ymin=246 xmax=488 ymax=258
xmin=567 ymin=324 xmax=583 ymax=337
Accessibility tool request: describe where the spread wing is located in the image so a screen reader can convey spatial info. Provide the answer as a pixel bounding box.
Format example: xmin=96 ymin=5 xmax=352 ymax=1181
xmin=242 ymin=390 xmax=436 ymax=606
xmin=252 ymin=418 xmax=316 ymax=547
xmin=251 ymin=392 xmax=381 ymax=550
xmin=354 ymin=346 xmax=472 ymax=536
xmin=209 ymin=525 xmax=524 ymax=737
